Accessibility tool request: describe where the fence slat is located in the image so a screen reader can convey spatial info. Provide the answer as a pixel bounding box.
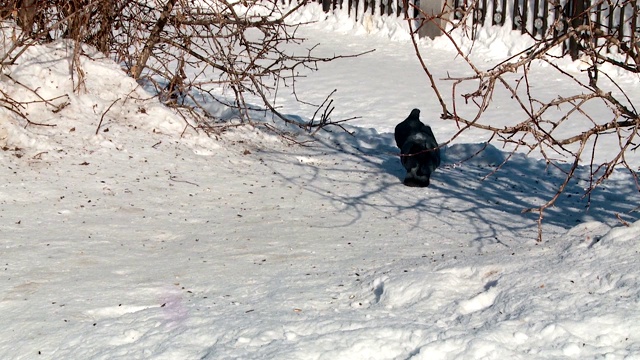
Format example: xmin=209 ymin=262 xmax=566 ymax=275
xmin=492 ymin=0 xmax=507 ymax=25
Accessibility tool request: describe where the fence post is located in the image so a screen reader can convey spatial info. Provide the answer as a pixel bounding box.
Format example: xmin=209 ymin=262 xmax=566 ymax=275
xmin=568 ymin=0 xmax=586 ymax=60
xmin=417 ymin=0 xmax=451 ymax=38
xmin=322 ymin=0 xmax=332 ymax=12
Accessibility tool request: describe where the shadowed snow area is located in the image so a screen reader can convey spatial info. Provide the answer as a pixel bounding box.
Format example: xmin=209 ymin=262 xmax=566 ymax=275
xmin=2 ymin=8 xmax=640 ymax=360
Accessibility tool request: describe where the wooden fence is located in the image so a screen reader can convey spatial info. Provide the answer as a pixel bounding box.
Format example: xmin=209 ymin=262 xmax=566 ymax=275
xmin=452 ymin=0 xmax=640 ymax=58
xmin=304 ymin=0 xmax=640 ymax=58
xmin=306 ymin=0 xmax=420 ymax=20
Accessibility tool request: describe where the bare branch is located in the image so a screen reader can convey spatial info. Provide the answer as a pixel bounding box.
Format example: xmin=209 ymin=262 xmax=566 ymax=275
xmin=412 ymin=0 xmax=640 ymax=240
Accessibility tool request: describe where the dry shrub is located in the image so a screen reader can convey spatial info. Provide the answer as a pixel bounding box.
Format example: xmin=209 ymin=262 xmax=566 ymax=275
xmin=1 ymin=0 xmax=365 ymax=134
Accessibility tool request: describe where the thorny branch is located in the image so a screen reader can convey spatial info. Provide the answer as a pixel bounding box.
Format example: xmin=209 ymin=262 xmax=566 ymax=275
xmin=408 ymin=0 xmax=640 ymax=240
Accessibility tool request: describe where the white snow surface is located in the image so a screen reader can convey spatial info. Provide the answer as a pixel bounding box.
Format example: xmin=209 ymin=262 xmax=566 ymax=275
xmin=1 ymin=4 xmax=640 ymax=360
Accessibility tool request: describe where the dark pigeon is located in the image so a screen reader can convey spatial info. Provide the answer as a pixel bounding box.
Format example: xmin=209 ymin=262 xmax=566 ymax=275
xmin=394 ymin=108 xmax=441 ymax=187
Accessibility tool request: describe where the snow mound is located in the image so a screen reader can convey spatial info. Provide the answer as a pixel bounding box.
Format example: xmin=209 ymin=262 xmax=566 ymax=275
xmin=598 ymin=219 xmax=640 ymax=246
xmin=284 ymin=2 xmax=411 ymax=42
xmin=0 ymin=40 xmax=211 ymax=158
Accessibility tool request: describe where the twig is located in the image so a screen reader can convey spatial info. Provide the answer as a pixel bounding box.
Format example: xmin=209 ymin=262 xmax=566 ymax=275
xmin=95 ymin=98 xmax=120 ymax=135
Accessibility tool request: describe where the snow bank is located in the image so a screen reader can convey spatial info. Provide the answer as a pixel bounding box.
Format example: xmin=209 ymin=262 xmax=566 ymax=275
xmin=0 ymin=39 xmax=201 ymax=158
xmin=1 ymin=6 xmax=639 ymax=360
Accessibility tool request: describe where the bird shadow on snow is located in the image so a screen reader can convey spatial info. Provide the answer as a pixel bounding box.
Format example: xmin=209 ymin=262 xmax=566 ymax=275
xmin=256 ymin=123 xmax=639 ymax=243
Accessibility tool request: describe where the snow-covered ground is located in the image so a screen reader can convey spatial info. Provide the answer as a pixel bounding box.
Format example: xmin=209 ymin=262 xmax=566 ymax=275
xmin=1 ymin=3 xmax=640 ymax=359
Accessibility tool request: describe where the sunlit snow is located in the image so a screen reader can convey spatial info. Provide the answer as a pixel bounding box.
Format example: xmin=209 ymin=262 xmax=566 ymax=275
xmin=1 ymin=3 xmax=639 ymax=359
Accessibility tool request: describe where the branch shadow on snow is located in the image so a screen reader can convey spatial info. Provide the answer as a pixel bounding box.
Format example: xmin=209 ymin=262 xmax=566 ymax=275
xmin=256 ymin=123 xmax=638 ymax=244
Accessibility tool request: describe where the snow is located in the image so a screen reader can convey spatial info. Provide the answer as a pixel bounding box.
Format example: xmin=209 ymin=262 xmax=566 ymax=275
xmin=1 ymin=3 xmax=640 ymax=359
